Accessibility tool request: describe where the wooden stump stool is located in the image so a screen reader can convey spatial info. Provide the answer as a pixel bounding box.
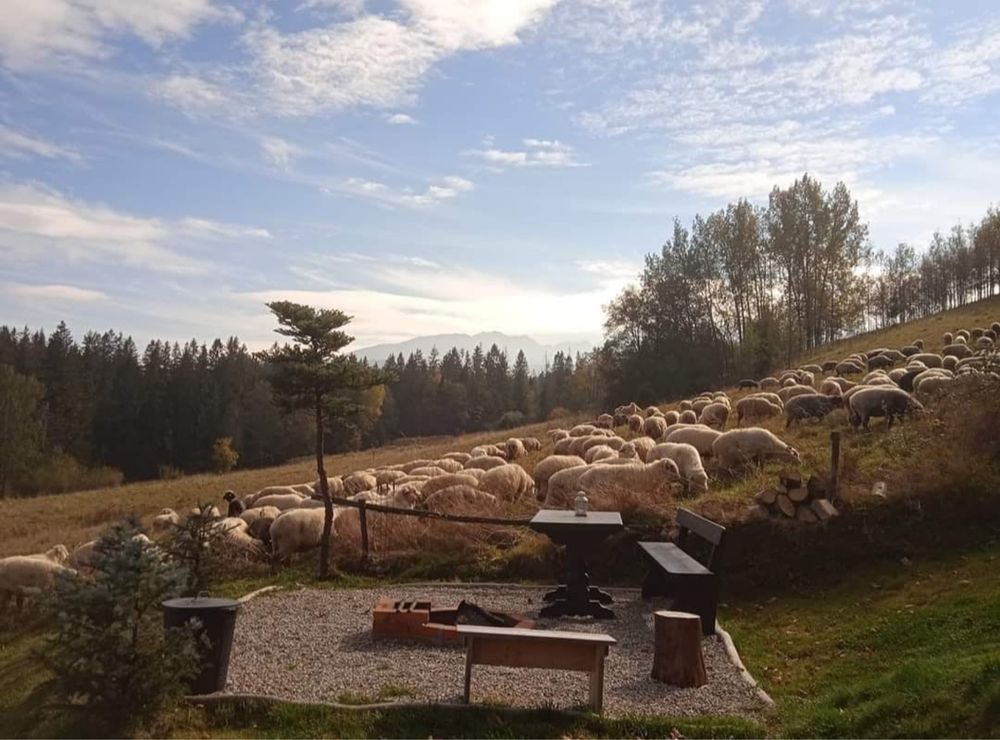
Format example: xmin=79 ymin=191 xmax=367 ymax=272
xmin=651 ymin=610 xmax=707 ymax=687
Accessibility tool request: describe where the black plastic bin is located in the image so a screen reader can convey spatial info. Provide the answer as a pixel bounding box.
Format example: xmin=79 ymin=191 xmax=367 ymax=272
xmin=162 ymin=596 xmax=241 ymax=695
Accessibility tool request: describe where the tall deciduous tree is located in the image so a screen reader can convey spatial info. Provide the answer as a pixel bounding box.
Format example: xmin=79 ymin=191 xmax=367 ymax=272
xmin=257 ymin=302 xmax=383 ymax=579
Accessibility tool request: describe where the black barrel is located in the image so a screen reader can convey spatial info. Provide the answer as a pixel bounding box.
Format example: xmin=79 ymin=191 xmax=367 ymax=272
xmin=162 ymin=596 xmax=241 ymax=695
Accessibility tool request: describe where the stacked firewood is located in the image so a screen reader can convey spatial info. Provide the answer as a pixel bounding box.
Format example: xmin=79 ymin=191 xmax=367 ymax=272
xmin=748 ymin=472 xmax=839 ymax=523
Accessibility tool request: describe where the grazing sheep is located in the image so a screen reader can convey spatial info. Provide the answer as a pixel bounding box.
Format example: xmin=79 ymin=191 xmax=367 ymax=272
xmin=942 ymin=331 xmax=954 ymax=345
xmin=521 ymin=437 xmax=543 ymax=452
xmin=252 ymin=492 xmax=307 ymax=511
xmin=627 ymin=414 xmax=644 ymax=432
xmin=737 ymin=379 xmax=759 ymax=389
xmin=910 ymin=352 xmax=944 ymax=368
xmin=735 ymin=396 xmax=783 ymax=426
xmin=222 ymin=491 xmax=246 ymax=518
xmin=585 ymin=445 xmax=618 ymax=463
xmin=759 ymin=377 xmax=780 ymax=390
xmin=350 ymin=488 xmax=421 ymax=509
xmin=478 ymin=464 xmax=534 ymax=501
xmin=596 ymin=413 xmax=615 ymax=429
xmin=463 ymin=456 xmax=507 ymax=471
xmin=915 ymin=374 xmax=953 ymax=401
xmin=618 ymin=441 xmax=638 ymax=459
xmin=241 ymin=506 xmax=281 ymax=525
xmin=663 ymin=410 xmax=681 ymax=426
xmin=569 ymin=424 xmax=597 ymax=437
xmin=421 ymin=473 xmax=481 ymax=498
xmin=423 ymin=486 xmax=497 ymax=514
xmin=375 ymin=470 xmax=408 ymax=490
xmin=573 ymin=459 xmax=680 ymax=505
xmin=679 ymin=400 xmax=694 ymax=411
xmin=848 ymin=387 xmax=923 ymax=430
xmin=678 ymin=410 xmax=698 ymax=424
xmin=409 ymin=465 xmax=448 ymax=480
xmin=569 ymin=435 xmax=605 ymax=457
xmin=972 ymin=328 xmax=985 ymax=340
xmin=0 ymin=556 xmax=76 ymax=609
xmin=821 ymin=361 xmax=838 ymax=372
xmin=867 ymin=354 xmax=895 ymax=370
xmin=188 ymin=505 xmax=221 ymax=519
xmin=647 ymin=442 xmax=708 ymax=492
xmin=698 ymin=402 xmax=730 ymax=429
xmin=547 ymin=429 xmax=570 ymax=442
xmin=899 ymin=345 xmax=920 ymax=357
xmin=342 ymin=472 xmax=377 ymax=494
xmin=441 ymin=451 xmax=473 ymax=464
xmin=913 ymin=339 xmax=925 ymax=349
xmin=432 ymin=459 xmax=464 ymax=474
xmin=643 ymin=415 xmax=668 ymax=440
xmin=642 ymin=406 xmax=659 ymax=417
xmin=152 ymin=508 xmax=180 ymax=533
xmin=976 ymin=336 xmax=995 ymax=349
xmin=664 ymin=424 xmax=722 ymax=456
xmin=712 ymin=428 xmax=800 ymax=471
xmin=784 ymin=393 xmax=842 ymax=428
xmin=943 ymin=343 xmax=973 ymax=359
xmin=269 ymin=508 xmax=332 ymax=562
xmin=245 ymin=485 xmax=304 ymax=507
xmin=819 ymin=378 xmax=843 ymax=397
xmin=533 ymin=455 xmax=586 ymax=498
xmin=544 ymin=465 xmax=597 ymax=507
xmin=628 ymin=436 xmax=657 ymax=462
xmin=777 ymin=384 xmax=816 ymax=403
xmin=801 ymin=364 xmax=824 ymax=375
xmin=835 ymin=361 xmax=864 ymax=376
xmin=747 ymin=391 xmax=784 ymax=407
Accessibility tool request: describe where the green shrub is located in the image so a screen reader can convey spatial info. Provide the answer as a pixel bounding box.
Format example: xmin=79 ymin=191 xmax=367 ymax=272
xmin=495 ymin=410 xmax=527 ymax=430
xmin=44 ymin=520 xmax=200 ymax=732
xmin=210 ymin=437 xmax=239 ymax=474
xmin=164 ymin=503 xmax=227 ymax=596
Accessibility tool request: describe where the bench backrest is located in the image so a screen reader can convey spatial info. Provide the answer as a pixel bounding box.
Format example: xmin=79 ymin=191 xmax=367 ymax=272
xmin=676 ymin=508 xmax=725 ymax=569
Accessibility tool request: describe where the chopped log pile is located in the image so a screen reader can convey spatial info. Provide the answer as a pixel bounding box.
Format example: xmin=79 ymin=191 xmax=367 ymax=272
xmin=747 ymin=471 xmax=839 ymax=523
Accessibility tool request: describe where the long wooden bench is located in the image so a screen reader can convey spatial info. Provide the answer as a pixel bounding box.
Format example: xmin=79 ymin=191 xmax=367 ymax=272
xmin=638 ymin=508 xmax=725 ymax=635
xmin=457 ymin=625 xmax=616 ymax=713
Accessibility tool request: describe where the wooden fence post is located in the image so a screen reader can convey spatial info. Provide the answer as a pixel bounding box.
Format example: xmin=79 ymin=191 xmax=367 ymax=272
xmin=358 ymin=499 xmax=370 ymax=563
xmin=830 ymin=431 xmax=841 ymax=503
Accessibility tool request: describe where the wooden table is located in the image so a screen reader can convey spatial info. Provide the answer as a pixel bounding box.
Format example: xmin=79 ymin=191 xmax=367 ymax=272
xmin=457 ymin=624 xmax=616 ymax=713
xmin=529 ymin=509 xmax=623 ymax=619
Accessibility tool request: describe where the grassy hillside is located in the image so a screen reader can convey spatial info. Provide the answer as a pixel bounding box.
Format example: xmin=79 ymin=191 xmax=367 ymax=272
xmin=796 ymin=295 xmax=1000 ymax=366
xmin=2 ymin=297 xmax=999 ymax=563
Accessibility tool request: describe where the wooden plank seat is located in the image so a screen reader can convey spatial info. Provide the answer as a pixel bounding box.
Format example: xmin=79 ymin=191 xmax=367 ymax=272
xmin=457 ymin=625 xmax=616 ymax=713
xmin=638 ymin=508 xmax=725 ymax=636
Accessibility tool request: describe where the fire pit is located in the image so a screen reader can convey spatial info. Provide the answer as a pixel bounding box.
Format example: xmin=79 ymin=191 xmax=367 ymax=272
xmin=372 ymin=598 xmax=534 ymax=643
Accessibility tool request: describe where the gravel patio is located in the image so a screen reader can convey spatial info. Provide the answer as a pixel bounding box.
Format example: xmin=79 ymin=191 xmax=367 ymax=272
xmin=224 ymin=584 xmax=768 ymax=719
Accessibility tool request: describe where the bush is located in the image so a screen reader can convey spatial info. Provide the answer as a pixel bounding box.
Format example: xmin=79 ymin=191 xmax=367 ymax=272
xmin=211 ymin=437 xmax=239 ymax=474
xmin=44 ymin=520 xmax=200 ymax=732
xmin=495 ymin=410 xmax=527 ymax=430
xmin=547 ymin=406 xmax=573 ymax=420
xmin=14 ymin=453 xmax=123 ymax=496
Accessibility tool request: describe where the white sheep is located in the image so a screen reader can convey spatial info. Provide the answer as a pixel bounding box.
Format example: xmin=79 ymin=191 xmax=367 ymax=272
xmin=698 ymin=402 xmax=730 ymax=429
xmin=643 ymin=416 xmax=668 ymax=440
xmin=712 ymin=428 xmax=800 ymax=471
xmin=544 ymin=465 xmax=597 ymax=507
xmin=343 ymin=471 xmax=377 ymax=494
xmin=441 ymin=451 xmax=473 ymax=464
xmin=532 ymin=455 xmax=586 ymax=497
xmin=664 ymin=424 xmax=722 ymax=456
xmin=585 ymin=445 xmax=618 ymax=463
xmin=569 ymin=424 xmax=597 ymax=437
xmin=521 ymin=437 xmax=543 ymax=452
xmin=423 ymin=485 xmax=498 ymax=514
xmin=627 ymin=413 xmax=644 ymax=432
xmin=478 ymin=464 xmax=534 ymax=501
xmin=151 ymin=508 xmax=180 ymax=533
xmin=0 ymin=555 xmax=76 ymax=609
xmin=735 ymin=396 xmax=782 ymax=426
xmin=464 ymin=455 xmax=508 ymax=471
xmin=420 ymin=473 xmax=481 ymax=498
xmin=505 ymin=438 xmax=527 ymax=460
xmin=628 ymin=436 xmax=657 ymax=462
xmin=647 ymin=442 xmax=708 ymax=492
xmin=252 ymin=492 xmax=307 ymax=511
xmin=574 ymin=459 xmax=680 ymax=505
xmin=678 ymin=410 xmax=698 ymax=424
xmin=269 ymin=508 xmax=333 ymax=562
xmin=241 ymin=506 xmax=281 ymax=526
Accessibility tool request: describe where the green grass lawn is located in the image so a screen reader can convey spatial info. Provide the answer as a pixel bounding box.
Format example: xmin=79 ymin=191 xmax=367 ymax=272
xmin=726 ymin=542 xmax=1000 ymax=738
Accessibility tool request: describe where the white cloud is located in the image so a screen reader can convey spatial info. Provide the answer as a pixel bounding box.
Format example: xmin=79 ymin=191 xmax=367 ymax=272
xmin=0 ymin=182 xmax=270 ymax=273
xmin=178 ymin=217 xmax=272 ymax=240
xmin=154 ymin=0 xmax=557 ymax=118
xmin=0 ymin=125 xmax=82 ymax=162
xmin=9 ymin=282 xmax=109 ymax=302
xmin=464 ymin=137 xmax=588 ymax=169
xmin=330 ymin=175 xmax=473 ymax=208
xmin=260 ymin=136 xmax=300 ymax=170
xmin=0 ymin=0 xmax=239 ymax=69
xmin=298 ymin=0 xmax=367 ymax=16
xmin=385 ymin=113 xmax=418 ymax=125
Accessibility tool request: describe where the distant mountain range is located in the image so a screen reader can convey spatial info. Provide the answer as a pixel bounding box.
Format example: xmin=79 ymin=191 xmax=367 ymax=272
xmin=353 ymin=332 xmax=594 ymax=372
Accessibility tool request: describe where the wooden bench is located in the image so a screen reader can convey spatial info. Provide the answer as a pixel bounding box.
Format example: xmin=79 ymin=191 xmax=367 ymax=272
xmin=638 ymin=508 xmax=725 ymax=635
xmin=457 ymin=625 xmax=616 ymax=713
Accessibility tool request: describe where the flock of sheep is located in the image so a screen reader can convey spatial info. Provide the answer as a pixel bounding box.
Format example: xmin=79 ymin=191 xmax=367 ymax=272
xmin=3 ymin=321 xmax=996 ymax=611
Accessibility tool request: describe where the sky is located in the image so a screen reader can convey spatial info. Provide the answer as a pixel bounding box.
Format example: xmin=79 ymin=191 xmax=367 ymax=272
xmin=1 ymin=0 xmax=998 ymax=352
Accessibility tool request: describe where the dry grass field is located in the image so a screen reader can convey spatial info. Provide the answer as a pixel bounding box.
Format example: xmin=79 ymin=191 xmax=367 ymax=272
xmin=2 ymin=295 xmax=998 ymax=566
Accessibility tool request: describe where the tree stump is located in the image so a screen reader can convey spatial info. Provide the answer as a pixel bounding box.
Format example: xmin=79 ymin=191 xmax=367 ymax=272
xmin=650 ymin=610 xmax=707 ymax=687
